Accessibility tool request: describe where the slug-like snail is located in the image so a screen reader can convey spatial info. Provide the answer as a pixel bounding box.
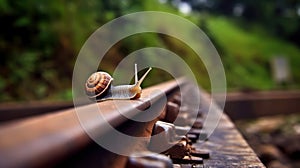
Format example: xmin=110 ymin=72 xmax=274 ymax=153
xmin=85 ymin=64 xmax=152 ymax=101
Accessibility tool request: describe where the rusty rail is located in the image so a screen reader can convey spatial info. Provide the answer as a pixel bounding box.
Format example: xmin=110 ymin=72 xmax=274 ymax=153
xmin=0 ymin=79 xmax=185 ymax=168
xmin=0 ymin=101 xmax=73 ymax=122
xmin=0 ymin=78 xmax=265 ymax=168
xmin=221 ymin=90 xmax=300 ymax=120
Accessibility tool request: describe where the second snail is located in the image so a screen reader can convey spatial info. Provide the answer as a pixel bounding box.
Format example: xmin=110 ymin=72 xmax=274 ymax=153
xmin=85 ymin=64 xmax=152 ymax=101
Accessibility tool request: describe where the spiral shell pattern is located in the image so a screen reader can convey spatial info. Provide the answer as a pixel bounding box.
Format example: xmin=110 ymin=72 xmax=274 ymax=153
xmin=85 ymin=72 xmax=113 ymax=98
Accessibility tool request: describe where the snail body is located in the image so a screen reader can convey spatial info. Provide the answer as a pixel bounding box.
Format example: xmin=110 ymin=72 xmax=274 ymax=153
xmin=85 ymin=64 xmax=152 ymax=101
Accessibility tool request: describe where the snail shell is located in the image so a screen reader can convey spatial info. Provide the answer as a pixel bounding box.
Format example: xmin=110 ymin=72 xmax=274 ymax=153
xmin=85 ymin=72 xmax=113 ymax=98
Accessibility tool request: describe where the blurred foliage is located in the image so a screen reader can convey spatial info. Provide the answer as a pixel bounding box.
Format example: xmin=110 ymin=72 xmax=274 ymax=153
xmin=0 ymin=0 xmax=100 ymax=101
xmin=206 ymin=16 xmax=300 ymax=90
xmin=0 ymin=0 xmax=300 ymax=102
xmin=184 ymin=0 xmax=300 ymax=46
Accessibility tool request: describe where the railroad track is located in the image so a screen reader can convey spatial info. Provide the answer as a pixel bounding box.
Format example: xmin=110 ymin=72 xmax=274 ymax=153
xmin=0 ymin=79 xmax=265 ymax=168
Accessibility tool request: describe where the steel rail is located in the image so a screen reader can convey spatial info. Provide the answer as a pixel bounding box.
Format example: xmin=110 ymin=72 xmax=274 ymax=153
xmin=0 ymin=101 xmax=73 ymax=122
xmin=0 ymin=78 xmax=187 ymax=168
xmin=220 ymin=90 xmax=300 ymax=120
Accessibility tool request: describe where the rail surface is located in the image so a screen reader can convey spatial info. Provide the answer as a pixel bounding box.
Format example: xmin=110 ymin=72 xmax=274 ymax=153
xmin=0 ymin=79 xmax=185 ymax=168
xmin=0 ymin=79 xmax=265 ymax=168
xmin=222 ymin=90 xmax=300 ymax=120
xmin=195 ymin=92 xmax=265 ymax=167
xmin=0 ymin=101 xmax=73 ymax=122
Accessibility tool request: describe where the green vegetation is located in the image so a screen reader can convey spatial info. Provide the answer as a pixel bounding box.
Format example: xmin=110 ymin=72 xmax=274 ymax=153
xmin=206 ymin=16 xmax=300 ymax=90
xmin=0 ymin=0 xmax=300 ymax=102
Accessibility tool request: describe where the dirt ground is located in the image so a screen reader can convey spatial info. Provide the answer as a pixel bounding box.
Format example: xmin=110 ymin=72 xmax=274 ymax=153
xmin=235 ymin=114 xmax=300 ymax=168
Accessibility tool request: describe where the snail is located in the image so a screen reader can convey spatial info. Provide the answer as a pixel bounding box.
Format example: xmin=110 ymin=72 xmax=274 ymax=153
xmin=85 ymin=64 xmax=152 ymax=101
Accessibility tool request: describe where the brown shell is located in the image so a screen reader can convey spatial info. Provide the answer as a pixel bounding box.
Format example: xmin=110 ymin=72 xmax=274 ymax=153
xmin=85 ymin=72 xmax=113 ymax=98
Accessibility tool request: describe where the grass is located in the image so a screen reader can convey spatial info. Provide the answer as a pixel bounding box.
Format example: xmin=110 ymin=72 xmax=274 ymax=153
xmin=205 ymin=16 xmax=300 ymax=91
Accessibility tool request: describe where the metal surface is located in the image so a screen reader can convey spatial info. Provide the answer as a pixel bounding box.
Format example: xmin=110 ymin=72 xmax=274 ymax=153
xmin=0 ymin=78 xmax=266 ymax=167
xmin=0 ymin=101 xmax=73 ymax=122
xmin=221 ymin=90 xmax=300 ymax=120
xmin=176 ymin=86 xmax=266 ymax=167
xmin=0 ymin=79 xmax=186 ymax=168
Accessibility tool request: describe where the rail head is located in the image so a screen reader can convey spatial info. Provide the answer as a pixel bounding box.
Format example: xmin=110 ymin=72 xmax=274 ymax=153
xmin=0 ymin=78 xmax=188 ymax=168
xmin=0 ymin=77 xmax=266 ymax=168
